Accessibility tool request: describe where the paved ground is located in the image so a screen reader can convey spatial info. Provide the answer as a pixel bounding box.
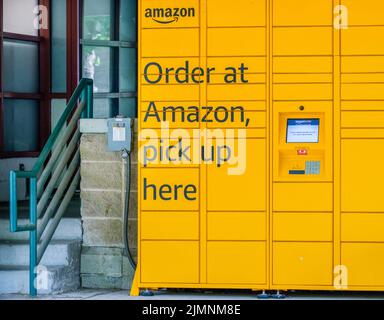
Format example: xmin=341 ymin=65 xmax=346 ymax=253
xmin=1 ymin=289 xmax=384 ymax=300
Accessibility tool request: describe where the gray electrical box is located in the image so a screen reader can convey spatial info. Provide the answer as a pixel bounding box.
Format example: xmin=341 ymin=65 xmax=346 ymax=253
xmin=107 ymin=117 xmax=132 ymax=152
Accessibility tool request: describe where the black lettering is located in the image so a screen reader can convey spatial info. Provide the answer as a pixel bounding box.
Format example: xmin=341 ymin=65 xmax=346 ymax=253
xmin=191 ymin=67 xmax=204 ymax=83
xmin=153 ymin=8 xmax=164 ymax=18
xmin=165 ymin=67 xmax=174 ymax=83
xmin=206 ymin=67 xmax=215 ymax=83
xmin=201 ymin=106 xmax=213 ymax=122
xmin=202 ymin=145 xmax=215 ymax=162
xmin=187 ymin=106 xmax=199 ymax=122
xmin=184 ymin=184 xmax=197 ymax=200
xmin=166 ymin=145 xmax=177 ymax=162
xmin=224 ymin=67 xmax=237 ymax=83
xmin=175 ymin=61 xmax=189 ymax=84
xmin=188 ymin=7 xmax=195 ymax=17
xmin=231 ymin=106 xmax=245 ymax=122
xmin=180 ymin=8 xmax=187 ymax=17
xmin=144 ymin=62 xmax=162 ymax=84
xmin=143 ymin=178 xmax=156 ymax=200
xmin=173 ymin=8 xmax=180 ymax=17
xmin=144 ymin=101 xmax=161 ymax=122
xmin=165 ymin=8 xmax=172 ymax=17
xmin=163 ymin=106 xmax=185 ymax=122
xmin=145 ymin=8 xmax=152 ymax=18
xmin=239 ymin=63 xmax=249 ymax=83
xmin=159 ymin=184 xmax=172 ymax=200
xmin=215 ymin=106 xmax=229 ymax=122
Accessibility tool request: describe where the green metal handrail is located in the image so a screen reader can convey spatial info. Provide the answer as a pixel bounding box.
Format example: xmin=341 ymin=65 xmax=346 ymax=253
xmin=9 ymin=78 xmax=93 ymax=296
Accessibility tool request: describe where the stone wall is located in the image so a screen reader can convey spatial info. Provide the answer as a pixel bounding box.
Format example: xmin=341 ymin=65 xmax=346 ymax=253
xmin=79 ymin=120 xmax=138 ymax=289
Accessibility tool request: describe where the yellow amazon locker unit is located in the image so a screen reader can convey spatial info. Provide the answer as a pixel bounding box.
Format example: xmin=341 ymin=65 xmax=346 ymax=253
xmin=132 ymin=0 xmax=384 ymax=295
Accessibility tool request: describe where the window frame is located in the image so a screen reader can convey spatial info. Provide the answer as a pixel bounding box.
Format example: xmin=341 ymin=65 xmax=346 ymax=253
xmin=0 ymin=0 xmax=80 ymax=158
xmin=79 ymin=0 xmax=138 ymax=118
xmin=0 ymin=0 xmax=50 ymax=158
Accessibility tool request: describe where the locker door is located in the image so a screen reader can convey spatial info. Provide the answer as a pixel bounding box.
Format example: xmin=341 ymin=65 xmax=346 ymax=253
xmin=207 ymin=139 xmax=266 ymax=212
xmin=341 ymin=139 xmax=384 ymax=212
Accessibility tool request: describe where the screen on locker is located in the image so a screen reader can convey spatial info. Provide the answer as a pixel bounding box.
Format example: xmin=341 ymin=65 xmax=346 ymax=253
xmin=286 ymin=119 xmax=320 ymax=143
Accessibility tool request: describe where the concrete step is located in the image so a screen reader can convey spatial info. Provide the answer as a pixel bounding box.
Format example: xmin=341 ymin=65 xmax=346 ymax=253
xmin=0 ymin=264 xmax=80 ymax=295
xmin=0 ymin=218 xmax=82 ymax=241
xmin=0 ymin=240 xmax=81 ymax=267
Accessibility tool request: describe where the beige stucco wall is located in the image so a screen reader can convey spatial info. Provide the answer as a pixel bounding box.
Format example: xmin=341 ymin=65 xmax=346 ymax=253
xmin=79 ymin=120 xmax=138 ymax=289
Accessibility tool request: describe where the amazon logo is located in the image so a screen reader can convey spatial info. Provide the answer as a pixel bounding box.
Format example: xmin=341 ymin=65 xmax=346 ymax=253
xmin=145 ymin=7 xmax=195 ymax=25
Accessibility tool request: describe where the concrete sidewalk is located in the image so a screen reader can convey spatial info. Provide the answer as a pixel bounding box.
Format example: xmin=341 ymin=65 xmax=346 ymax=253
xmin=1 ymin=289 xmax=384 ymax=300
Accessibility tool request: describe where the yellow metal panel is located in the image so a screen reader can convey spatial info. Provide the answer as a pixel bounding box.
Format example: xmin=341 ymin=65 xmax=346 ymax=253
xmin=341 ymin=0 xmax=384 ymax=26
xmin=274 ymin=57 xmax=333 ymax=73
xmin=207 ymin=111 xmax=266 ymax=129
xmin=142 ymin=29 xmax=199 ymax=57
xmin=273 ymin=0 xmax=333 ymax=26
xmin=341 ymin=213 xmax=384 ymax=242
xmin=273 ymin=27 xmax=333 ymax=56
xmin=342 ymin=27 xmax=384 ymax=55
xmin=209 ymin=74 xmax=266 ymax=84
xmin=141 ymin=84 xmax=199 ymax=101
xmin=238 ymin=128 xmax=266 ymax=139
xmin=273 ymin=213 xmax=333 ymax=241
xmin=141 ymin=75 xmax=203 ymax=85
xmin=341 ymin=139 xmax=384 ymax=212
xmin=341 ymin=100 xmax=384 ymax=111
xmin=274 ymin=84 xmax=333 ymax=100
xmin=342 ymin=243 xmax=384 ymax=286
xmin=140 ymin=114 xmax=199 ymax=129
xmin=141 ymin=168 xmax=199 ymax=211
xmin=140 ymin=100 xmax=200 ymax=113
xmin=207 ymin=139 xmax=266 ymax=211
xmin=207 ymin=0 xmax=266 ymax=27
xmin=273 ymin=242 xmax=333 ymax=285
xmin=141 ymin=211 xmax=199 ymax=240
xmin=341 ymin=84 xmax=384 ymax=101
xmin=139 ymin=128 xmax=199 ymax=141
xmin=207 ymin=101 xmax=266 ymax=111
xmin=273 ymin=74 xmax=333 ymax=84
xmin=141 ymin=58 xmax=200 ymax=75
xmin=208 ymin=84 xmax=266 ymax=101
xmin=207 ymin=242 xmax=266 ymax=284
xmin=341 ymin=56 xmax=384 ymax=73
xmin=208 ymin=57 xmax=266 ymax=74
xmin=341 ymin=111 xmax=384 ymax=128
xmin=207 ymin=212 xmax=266 ymax=241
xmin=341 ymin=129 xmax=384 ymax=139
xmin=341 ymin=74 xmax=384 ymax=84
xmin=207 ymin=28 xmax=266 ymax=56
xmin=273 ymin=183 xmax=333 ymax=212
xmin=141 ymin=241 xmax=199 ymax=283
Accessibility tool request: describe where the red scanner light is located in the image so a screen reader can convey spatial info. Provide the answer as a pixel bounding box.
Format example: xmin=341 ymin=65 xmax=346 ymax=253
xmin=297 ymin=149 xmax=308 ymax=155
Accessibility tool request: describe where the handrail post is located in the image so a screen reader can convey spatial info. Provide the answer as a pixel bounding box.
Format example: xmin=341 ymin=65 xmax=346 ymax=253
xmin=29 ymin=178 xmax=37 ymax=296
xmin=86 ymin=81 xmax=93 ymax=118
xmin=9 ymin=171 xmax=18 ymax=232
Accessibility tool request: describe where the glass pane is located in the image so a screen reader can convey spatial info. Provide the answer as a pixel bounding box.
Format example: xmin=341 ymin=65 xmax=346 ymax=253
xmin=51 ymin=99 xmax=67 ymax=130
xmin=119 ymin=98 xmax=137 ymax=118
xmin=82 ymin=46 xmax=114 ymax=93
xmin=93 ymin=98 xmax=118 ymax=118
xmin=120 ymin=48 xmax=137 ymax=92
xmin=83 ymin=0 xmax=112 ymax=40
xmin=3 ymin=40 xmax=39 ymax=93
xmin=3 ymin=99 xmax=39 ymax=152
xmin=120 ymin=0 xmax=137 ymax=42
xmin=3 ymin=0 xmax=39 ymax=36
xmin=51 ymin=0 xmax=67 ymax=93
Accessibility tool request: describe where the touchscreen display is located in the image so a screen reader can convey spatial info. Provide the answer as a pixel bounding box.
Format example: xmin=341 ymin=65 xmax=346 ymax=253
xmin=286 ymin=119 xmax=319 ymax=143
